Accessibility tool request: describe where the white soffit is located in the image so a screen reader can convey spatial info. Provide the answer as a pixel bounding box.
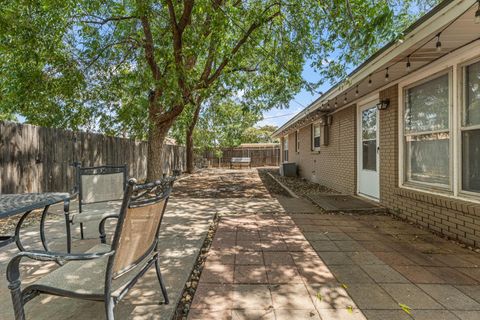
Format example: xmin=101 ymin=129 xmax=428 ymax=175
xmin=273 ymin=0 xmax=480 ymax=137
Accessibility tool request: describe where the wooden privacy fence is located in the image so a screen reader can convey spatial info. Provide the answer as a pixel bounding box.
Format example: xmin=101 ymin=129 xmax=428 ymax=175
xmin=201 ymin=144 xmax=280 ymax=168
xmin=0 ymin=121 xmax=186 ymax=194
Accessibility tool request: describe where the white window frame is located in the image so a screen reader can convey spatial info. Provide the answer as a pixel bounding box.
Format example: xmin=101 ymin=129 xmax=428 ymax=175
xmin=459 ymin=56 xmax=480 ymax=197
xmin=398 ymin=42 xmax=480 ymax=202
xmin=312 ymin=123 xmax=321 ymax=151
xmin=283 ymin=135 xmax=289 ymax=162
xmin=402 ymin=69 xmax=453 ymax=191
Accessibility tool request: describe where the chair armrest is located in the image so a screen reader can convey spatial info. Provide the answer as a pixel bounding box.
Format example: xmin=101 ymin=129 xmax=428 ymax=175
xmin=7 ymin=250 xmax=114 ymax=284
xmin=99 ymin=214 xmax=120 ymax=244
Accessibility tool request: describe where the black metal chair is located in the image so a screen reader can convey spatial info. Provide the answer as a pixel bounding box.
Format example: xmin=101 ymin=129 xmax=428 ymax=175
xmin=7 ymin=178 xmax=173 ymax=320
xmin=70 ymin=164 xmax=127 ymax=241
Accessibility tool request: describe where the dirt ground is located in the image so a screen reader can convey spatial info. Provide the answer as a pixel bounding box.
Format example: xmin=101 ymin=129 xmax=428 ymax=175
xmin=172 ymin=169 xmax=273 ymax=198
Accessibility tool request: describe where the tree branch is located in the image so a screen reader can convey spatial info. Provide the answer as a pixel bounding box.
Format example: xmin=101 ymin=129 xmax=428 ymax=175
xmin=140 ymin=15 xmax=161 ymax=81
xmin=79 ymin=16 xmax=138 ymax=25
xmin=178 ymin=0 xmax=195 ymax=32
xmin=206 ymin=11 xmax=280 ymax=85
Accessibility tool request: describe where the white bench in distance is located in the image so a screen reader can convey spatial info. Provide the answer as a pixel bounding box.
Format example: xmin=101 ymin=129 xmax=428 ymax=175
xmin=230 ymin=157 xmax=251 ymax=169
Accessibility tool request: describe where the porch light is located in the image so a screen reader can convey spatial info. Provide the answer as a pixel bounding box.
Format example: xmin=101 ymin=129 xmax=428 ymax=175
xmin=376 ymin=99 xmax=390 ymax=110
xmin=406 ymin=56 xmax=411 ymax=72
xmin=325 ymin=115 xmax=333 ymax=126
xmin=476 ymin=0 xmax=480 ymax=24
xmin=436 ymin=33 xmax=442 ymax=52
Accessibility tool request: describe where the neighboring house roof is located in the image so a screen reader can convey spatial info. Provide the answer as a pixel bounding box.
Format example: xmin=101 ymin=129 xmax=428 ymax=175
xmin=273 ymin=0 xmax=480 ymax=137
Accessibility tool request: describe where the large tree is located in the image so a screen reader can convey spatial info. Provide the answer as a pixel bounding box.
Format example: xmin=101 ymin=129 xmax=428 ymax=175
xmin=1 ymin=0 xmax=440 ymax=179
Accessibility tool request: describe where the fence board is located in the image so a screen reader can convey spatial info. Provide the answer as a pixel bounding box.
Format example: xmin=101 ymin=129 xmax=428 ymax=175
xmin=201 ymin=146 xmax=280 ymax=168
xmin=0 ymin=121 xmax=185 ymax=194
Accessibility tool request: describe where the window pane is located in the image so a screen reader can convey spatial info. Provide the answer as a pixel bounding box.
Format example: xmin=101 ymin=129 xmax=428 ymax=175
xmin=405 ymin=74 xmax=449 ymax=133
xmin=405 ymin=132 xmax=450 ymax=185
xmin=314 ymin=125 xmax=321 ymax=137
xmin=362 ymin=107 xmax=377 ymax=140
xmin=362 ymin=140 xmax=377 ymax=171
xmin=465 ymin=61 xmax=480 ymax=126
xmin=462 ymin=129 xmax=480 ymax=193
xmin=314 ymin=136 xmax=320 ymax=148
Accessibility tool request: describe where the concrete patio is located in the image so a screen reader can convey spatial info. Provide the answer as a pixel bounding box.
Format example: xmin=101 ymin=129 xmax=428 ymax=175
xmin=1 ymin=169 xmax=480 ymax=320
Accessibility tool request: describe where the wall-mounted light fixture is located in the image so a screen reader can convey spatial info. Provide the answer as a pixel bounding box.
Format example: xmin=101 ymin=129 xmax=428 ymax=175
xmin=376 ymin=99 xmax=390 ymax=110
xmin=325 ymin=115 xmax=333 ymax=126
xmin=436 ymin=33 xmax=442 ymax=52
xmin=476 ymin=0 xmax=480 ymax=24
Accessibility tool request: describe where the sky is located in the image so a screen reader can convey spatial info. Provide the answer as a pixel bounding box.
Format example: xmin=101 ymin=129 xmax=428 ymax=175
xmin=256 ymin=61 xmax=336 ymax=128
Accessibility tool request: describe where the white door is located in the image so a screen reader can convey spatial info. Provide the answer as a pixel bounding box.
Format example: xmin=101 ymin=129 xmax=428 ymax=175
xmin=358 ymin=102 xmax=380 ymax=200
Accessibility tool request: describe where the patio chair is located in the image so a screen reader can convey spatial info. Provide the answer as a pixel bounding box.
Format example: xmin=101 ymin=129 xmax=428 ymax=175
xmin=7 ymin=178 xmax=172 ymax=320
xmin=71 ymin=164 xmax=128 ymax=240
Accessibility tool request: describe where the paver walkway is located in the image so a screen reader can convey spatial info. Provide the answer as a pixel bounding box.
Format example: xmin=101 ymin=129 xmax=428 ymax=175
xmin=191 ymin=210 xmax=480 ymax=320
xmin=188 ymin=170 xmax=480 ymax=320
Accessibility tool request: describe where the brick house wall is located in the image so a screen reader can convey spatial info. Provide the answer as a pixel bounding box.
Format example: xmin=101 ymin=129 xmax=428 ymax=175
xmin=379 ymin=85 xmax=480 ymax=247
xmin=285 ymin=106 xmax=357 ymax=194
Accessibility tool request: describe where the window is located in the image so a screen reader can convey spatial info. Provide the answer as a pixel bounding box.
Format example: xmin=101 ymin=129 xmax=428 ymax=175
xmin=283 ymin=136 xmax=289 ymax=162
xmin=295 ymin=130 xmax=300 ymax=152
xmin=362 ymin=107 xmax=377 ymax=171
xmin=462 ymin=60 xmax=480 ymax=193
xmin=312 ymin=123 xmax=321 ymax=151
xmin=404 ymin=73 xmax=450 ymax=187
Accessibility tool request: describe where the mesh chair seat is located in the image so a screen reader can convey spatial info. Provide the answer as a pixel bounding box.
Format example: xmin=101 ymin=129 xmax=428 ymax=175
xmin=70 ymin=202 xmax=122 ymax=224
xmin=24 ymin=244 xmax=151 ymax=300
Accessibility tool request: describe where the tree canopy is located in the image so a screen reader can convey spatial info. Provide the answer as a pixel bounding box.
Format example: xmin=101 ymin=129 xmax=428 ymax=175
xmin=0 ymin=0 xmax=441 ymax=177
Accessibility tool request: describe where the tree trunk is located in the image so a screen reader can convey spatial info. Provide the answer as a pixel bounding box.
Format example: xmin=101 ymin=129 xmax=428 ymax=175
xmin=185 ymin=100 xmax=202 ymax=174
xmin=186 ymin=126 xmax=195 ymax=174
xmin=147 ymin=119 xmax=170 ymax=181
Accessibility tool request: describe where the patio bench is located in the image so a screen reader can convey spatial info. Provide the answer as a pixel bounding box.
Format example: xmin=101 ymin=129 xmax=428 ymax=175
xmin=230 ymin=157 xmax=251 ymax=169
xmin=7 ymin=177 xmax=173 ymax=320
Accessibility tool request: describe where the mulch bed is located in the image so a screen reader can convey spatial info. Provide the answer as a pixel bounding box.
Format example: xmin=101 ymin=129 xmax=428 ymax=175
xmin=257 ymin=169 xmax=292 ymax=197
xmin=258 ymin=168 xmax=337 ymax=198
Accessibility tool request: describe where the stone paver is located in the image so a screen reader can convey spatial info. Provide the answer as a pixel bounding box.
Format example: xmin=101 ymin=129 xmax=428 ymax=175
xmin=190 ymin=174 xmax=480 ymax=319
xmin=190 ymin=213 xmax=360 ymax=319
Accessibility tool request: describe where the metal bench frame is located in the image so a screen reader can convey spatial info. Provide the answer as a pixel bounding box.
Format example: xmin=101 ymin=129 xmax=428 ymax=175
xmin=230 ymin=157 xmax=252 ymax=169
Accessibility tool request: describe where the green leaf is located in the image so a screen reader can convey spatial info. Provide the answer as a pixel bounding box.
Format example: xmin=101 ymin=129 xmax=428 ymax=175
xmin=399 ymin=303 xmax=412 ymax=315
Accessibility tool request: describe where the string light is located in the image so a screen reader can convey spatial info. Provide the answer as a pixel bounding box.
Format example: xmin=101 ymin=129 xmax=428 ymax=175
xmin=368 ymin=74 xmax=372 ymax=87
xmin=385 ymin=67 xmax=389 ymax=82
xmin=344 ymin=93 xmax=347 ymax=104
xmin=355 ymin=85 xmax=359 ymax=97
xmin=406 ymin=55 xmax=411 ymax=73
xmin=474 ymin=4 xmax=480 ymax=24
xmin=436 ymin=33 xmax=442 ymax=52
xmin=334 ymin=98 xmax=338 ymax=108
